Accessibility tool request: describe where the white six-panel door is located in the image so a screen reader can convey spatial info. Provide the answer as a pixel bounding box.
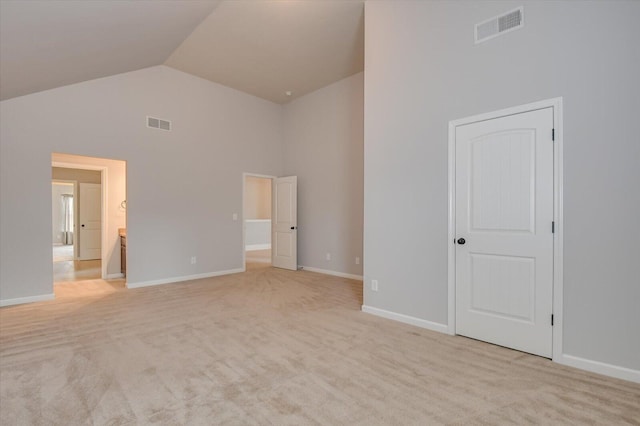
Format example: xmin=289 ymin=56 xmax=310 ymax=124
xmin=272 ymin=176 xmax=297 ymax=270
xmin=79 ymin=182 xmax=101 ymax=260
xmin=455 ymin=108 xmax=554 ymax=358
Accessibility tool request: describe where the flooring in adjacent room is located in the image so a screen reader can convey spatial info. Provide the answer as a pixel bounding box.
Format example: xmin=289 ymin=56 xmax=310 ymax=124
xmin=52 ymin=244 xmax=101 ymax=282
xmin=245 ymin=248 xmax=271 ymax=264
xmin=1 ymin=262 xmax=639 ymax=425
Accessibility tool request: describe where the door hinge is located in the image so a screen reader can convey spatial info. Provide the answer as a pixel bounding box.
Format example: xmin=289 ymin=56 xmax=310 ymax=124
xmin=552 ymin=128 xmax=555 ymax=141
xmin=552 ymin=221 xmax=555 ymax=233
xmin=551 ymin=314 xmax=554 ymax=326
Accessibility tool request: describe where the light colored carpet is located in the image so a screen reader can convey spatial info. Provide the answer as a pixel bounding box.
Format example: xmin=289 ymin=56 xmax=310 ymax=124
xmin=1 ymin=263 xmax=639 ymax=425
xmin=52 ymin=243 xmax=102 ymax=283
xmin=53 ymin=259 xmax=102 ymax=283
xmin=52 ymin=244 xmax=74 ymax=262
xmin=245 ymin=249 xmax=271 ymax=264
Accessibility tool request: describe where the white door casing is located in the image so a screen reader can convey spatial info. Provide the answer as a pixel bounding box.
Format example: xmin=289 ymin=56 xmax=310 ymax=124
xmin=272 ymin=176 xmax=297 ymax=270
xmin=455 ymin=107 xmax=554 ymax=358
xmin=79 ymin=182 xmax=102 ymax=260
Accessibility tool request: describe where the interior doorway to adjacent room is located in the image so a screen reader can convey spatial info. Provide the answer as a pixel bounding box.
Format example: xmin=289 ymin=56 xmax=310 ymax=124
xmin=51 ymin=153 xmax=127 ymax=292
xmin=243 ymin=174 xmax=273 ymax=268
xmin=51 ymin=172 xmax=102 ymax=283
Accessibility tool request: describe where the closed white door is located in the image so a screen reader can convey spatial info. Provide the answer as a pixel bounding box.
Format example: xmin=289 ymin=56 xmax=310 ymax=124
xmin=272 ymin=176 xmax=297 ymax=270
xmin=79 ymin=183 xmax=101 ymax=260
xmin=455 ymin=108 xmax=554 ymax=358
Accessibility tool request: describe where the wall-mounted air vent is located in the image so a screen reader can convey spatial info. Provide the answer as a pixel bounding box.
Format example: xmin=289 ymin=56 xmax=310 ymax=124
xmin=147 ymin=116 xmax=171 ymax=131
xmin=475 ymin=7 xmax=524 ymax=44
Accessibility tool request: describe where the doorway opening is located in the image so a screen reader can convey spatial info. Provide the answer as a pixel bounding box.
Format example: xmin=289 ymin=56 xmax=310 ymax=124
xmin=51 ymin=170 xmax=103 ymax=282
xmin=243 ymin=174 xmax=273 ymax=268
xmin=51 ymin=153 xmax=127 ymax=297
xmin=51 ymin=180 xmax=91 ymax=281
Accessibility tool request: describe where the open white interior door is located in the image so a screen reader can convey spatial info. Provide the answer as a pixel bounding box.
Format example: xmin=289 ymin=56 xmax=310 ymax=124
xmin=272 ymin=176 xmax=297 ymax=270
xmin=79 ymin=182 xmax=102 ymax=260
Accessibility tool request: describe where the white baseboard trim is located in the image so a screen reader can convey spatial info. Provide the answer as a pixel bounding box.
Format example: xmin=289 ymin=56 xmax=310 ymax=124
xmin=0 ymin=293 xmax=55 ymax=307
xmin=361 ymin=305 xmax=449 ymax=334
xmin=246 ymin=244 xmax=271 ymax=251
xmin=300 ymin=266 xmax=363 ymax=281
xmin=556 ymin=353 xmax=640 ymax=384
xmin=105 ymin=273 xmax=125 ymax=279
xmin=126 ymin=268 xmax=244 ymax=289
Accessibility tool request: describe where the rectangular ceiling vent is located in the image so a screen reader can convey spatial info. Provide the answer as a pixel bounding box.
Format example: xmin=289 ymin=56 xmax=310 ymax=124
xmin=475 ymin=7 xmax=524 ymax=44
xmin=147 ymin=116 xmax=171 ymax=131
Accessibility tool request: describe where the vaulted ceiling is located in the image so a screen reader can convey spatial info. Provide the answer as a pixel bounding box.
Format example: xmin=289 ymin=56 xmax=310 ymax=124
xmin=0 ymin=0 xmax=365 ymax=103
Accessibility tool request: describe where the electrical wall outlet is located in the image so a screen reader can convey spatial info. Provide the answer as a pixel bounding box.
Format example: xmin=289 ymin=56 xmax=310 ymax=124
xmin=190 ymin=256 xmax=197 ymax=264
xmin=371 ymin=279 xmax=379 ymax=292
xmin=326 ymin=253 xmax=331 ymax=261
xmin=232 ymin=213 xmax=238 ymax=221
xmin=355 ymin=257 xmax=360 ymax=265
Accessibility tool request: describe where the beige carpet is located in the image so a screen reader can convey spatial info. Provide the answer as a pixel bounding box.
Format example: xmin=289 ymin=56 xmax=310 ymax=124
xmin=1 ymin=263 xmax=639 ymax=425
xmin=52 ymin=244 xmax=74 ymax=262
xmin=245 ymin=249 xmax=271 ymax=264
xmin=52 ymin=244 xmax=102 ymax=283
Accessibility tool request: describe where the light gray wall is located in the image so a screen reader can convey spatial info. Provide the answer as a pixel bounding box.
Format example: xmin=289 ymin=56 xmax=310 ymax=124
xmin=1 ymin=65 xmax=283 ymax=300
xmin=283 ymin=72 xmax=364 ymax=276
xmin=364 ymin=1 xmax=640 ymax=371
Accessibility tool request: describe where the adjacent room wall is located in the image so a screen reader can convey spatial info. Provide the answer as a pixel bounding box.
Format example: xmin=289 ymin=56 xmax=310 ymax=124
xmin=283 ymin=72 xmax=364 ymax=277
xmin=52 ymin=167 xmax=101 ymax=184
xmin=363 ymin=1 xmax=640 ymax=373
xmin=0 ymin=65 xmax=283 ymax=301
xmin=244 ymin=176 xmax=271 ymax=220
xmin=244 ymin=176 xmax=272 ymax=250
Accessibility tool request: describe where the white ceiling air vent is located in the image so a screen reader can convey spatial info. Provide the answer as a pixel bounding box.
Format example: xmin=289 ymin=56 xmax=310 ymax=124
xmin=475 ymin=7 xmax=524 ymax=44
xmin=147 ymin=116 xmax=171 ymax=131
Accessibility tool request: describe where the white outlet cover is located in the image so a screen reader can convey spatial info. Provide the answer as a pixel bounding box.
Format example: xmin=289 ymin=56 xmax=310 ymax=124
xmin=232 ymin=213 xmax=238 ymax=221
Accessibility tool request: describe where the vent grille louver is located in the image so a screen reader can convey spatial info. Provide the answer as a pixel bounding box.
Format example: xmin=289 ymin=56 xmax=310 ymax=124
xmin=475 ymin=7 xmax=523 ymax=44
xmin=147 ymin=116 xmax=171 ymax=131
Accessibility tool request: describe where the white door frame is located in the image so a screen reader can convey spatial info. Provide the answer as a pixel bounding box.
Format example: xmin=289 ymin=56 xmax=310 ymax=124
xmin=52 ymin=161 xmax=108 ymax=280
xmin=241 ymin=172 xmax=276 ymax=271
xmin=447 ymin=97 xmax=563 ymax=360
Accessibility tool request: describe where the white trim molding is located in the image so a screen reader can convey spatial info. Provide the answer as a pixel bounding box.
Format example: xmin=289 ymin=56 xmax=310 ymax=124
xmin=105 ymin=273 xmax=125 ymax=279
xmin=557 ymin=354 xmax=640 ymax=384
xmin=300 ymin=266 xmax=363 ymax=281
xmin=362 ymin=305 xmax=449 ymax=334
xmin=447 ymin=97 xmax=564 ymax=351
xmin=246 ymin=243 xmax=271 ymax=251
xmin=0 ymin=293 xmax=55 ymax=307
xmin=126 ymin=268 xmax=244 ymax=289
